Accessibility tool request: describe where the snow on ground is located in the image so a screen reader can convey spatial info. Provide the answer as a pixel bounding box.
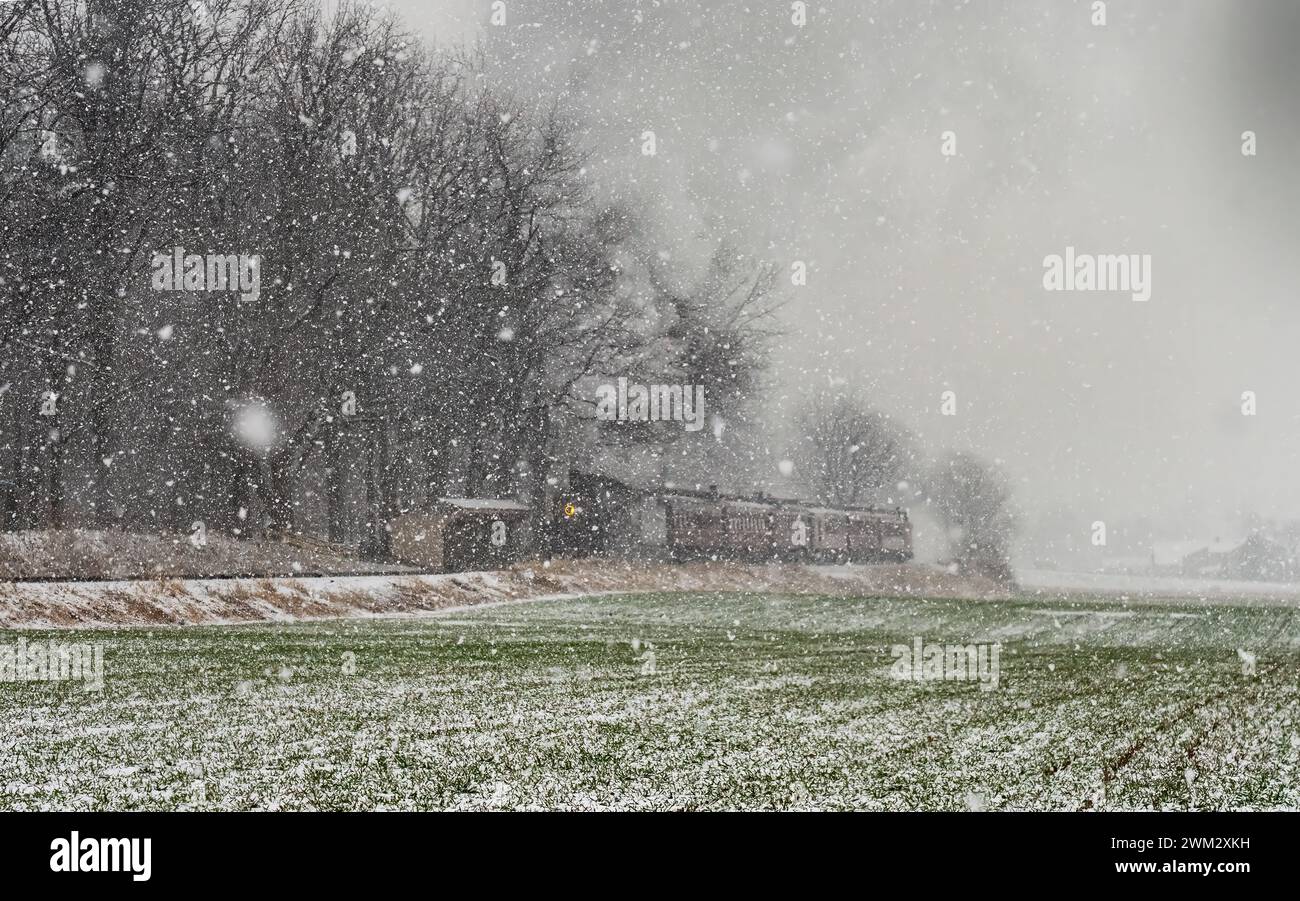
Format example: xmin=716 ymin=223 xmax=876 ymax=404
xmin=2 ymin=591 xmax=1296 ymax=811
xmin=1021 ymin=568 xmax=1300 ymax=603
xmin=0 ymin=560 xmax=1012 ymax=629
xmin=0 ymin=529 xmax=417 ymax=581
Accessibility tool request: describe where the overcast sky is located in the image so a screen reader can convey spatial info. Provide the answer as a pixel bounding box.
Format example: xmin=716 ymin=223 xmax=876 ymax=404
xmin=381 ymin=0 xmax=1300 ymax=539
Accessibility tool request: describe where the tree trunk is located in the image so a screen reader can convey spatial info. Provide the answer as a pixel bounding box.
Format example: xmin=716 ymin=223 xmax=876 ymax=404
xmin=264 ymin=457 xmax=297 ymax=537
xmin=326 ymin=424 xmax=347 ymax=545
xmin=524 ymin=409 xmax=553 ymax=551
xmin=45 ymin=423 xmax=64 ymax=530
xmin=1 ymin=403 xmax=20 ymax=532
xmin=359 ymin=423 xmax=390 ymax=560
xmin=89 ymin=415 xmax=116 ymax=529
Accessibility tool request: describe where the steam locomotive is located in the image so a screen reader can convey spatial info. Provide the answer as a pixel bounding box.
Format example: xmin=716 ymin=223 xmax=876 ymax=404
xmin=550 ymin=471 xmax=912 ymax=564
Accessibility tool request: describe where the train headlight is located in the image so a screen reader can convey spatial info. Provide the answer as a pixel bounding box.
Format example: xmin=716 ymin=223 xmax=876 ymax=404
xmin=563 ymin=502 xmax=578 ymax=519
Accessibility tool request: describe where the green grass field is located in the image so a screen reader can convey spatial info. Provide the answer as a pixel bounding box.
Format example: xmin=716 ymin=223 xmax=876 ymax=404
xmin=2 ymin=591 xmax=1298 ymax=810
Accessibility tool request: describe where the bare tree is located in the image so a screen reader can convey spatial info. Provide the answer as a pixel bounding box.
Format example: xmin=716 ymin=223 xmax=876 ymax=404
xmin=931 ymin=451 xmax=1016 ymax=583
xmin=794 ymin=391 xmax=920 ymax=507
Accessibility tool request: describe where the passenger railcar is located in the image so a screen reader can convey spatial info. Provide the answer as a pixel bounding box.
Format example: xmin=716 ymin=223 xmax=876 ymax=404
xmin=552 ymin=472 xmax=912 ymax=564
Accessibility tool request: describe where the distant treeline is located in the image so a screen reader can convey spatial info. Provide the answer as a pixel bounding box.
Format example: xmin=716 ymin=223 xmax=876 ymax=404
xmin=0 ymin=0 xmax=777 ymax=556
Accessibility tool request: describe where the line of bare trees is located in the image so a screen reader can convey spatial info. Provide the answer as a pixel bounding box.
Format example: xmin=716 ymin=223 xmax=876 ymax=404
xmin=0 ymin=0 xmax=777 ymax=557
xmin=792 ymin=390 xmax=1016 ymax=581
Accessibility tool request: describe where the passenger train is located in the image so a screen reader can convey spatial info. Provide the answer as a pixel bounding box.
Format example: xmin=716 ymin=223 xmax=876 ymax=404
xmin=549 ymin=471 xmax=912 ymax=564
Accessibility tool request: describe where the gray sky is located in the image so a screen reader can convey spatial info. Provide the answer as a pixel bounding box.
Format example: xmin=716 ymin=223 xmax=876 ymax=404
xmin=382 ymin=0 xmax=1300 ymax=539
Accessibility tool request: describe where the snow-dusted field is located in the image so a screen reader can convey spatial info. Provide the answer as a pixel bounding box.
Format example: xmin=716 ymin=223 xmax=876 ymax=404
xmin=1020 ymin=568 xmax=1300 ymax=602
xmin=2 ymin=590 xmax=1297 ymax=811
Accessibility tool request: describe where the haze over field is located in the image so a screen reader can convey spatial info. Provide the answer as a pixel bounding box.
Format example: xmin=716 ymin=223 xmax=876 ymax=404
xmin=385 ymin=0 xmax=1300 ymax=549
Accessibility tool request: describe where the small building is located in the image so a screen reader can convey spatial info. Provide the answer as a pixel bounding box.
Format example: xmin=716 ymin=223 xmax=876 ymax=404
xmin=389 ymin=498 xmax=531 ymax=572
xmin=1221 ymin=533 xmax=1294 ymax=582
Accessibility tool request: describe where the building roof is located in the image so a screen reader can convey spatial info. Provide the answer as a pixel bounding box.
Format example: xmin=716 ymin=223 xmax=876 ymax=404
xmin=1151 ymin=540 xmax=1216 ymax=566
xmin=436 ymin=497 xmax=530 ymax=512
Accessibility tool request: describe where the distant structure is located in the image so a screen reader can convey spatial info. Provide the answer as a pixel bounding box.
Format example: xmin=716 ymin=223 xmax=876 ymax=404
xmin=1177 ymin=533 xmax=1293 ymax=582
xmin=389 ymin=498 xmax=530 ymax=572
